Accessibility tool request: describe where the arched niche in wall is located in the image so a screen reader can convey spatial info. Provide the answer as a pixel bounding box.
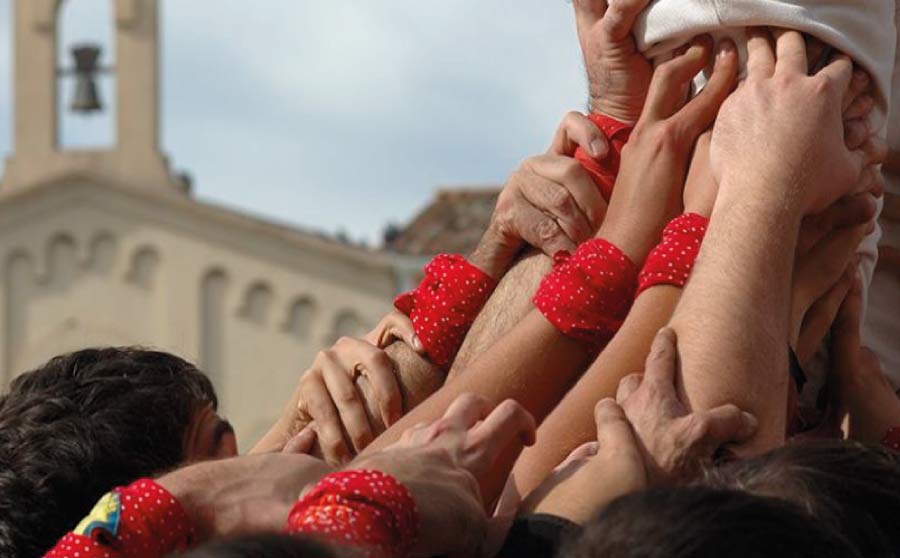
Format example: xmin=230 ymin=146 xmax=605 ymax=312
xmin=45 ymin=233 xmax=79 ymax=290
xmin=4 ymin=250 xmax=35 ymax=379
xmin=88 ymin=231 xmax=118 ymax=274
xmin=330 ymin=309 xmax=368 ymax=343
xmin=239 ymin=281 xmax=274 ymax=325
xmin=200 ymin=268 xmax=228 ymax=394
xmin=283 ymin=297 xmax=316 ymax=340
xmin=127 ymin=246 xmax=160 ymax=289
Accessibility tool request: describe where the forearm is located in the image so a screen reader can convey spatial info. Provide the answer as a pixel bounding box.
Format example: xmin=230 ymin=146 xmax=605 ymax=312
xmin=668 ymin=189 xmax=801 ymax=453
xmin=511 ymin=286 xmax=681 ymax=495
xmin=450 ymin=251 xmax=552 ymax=378
xmin=364 ymin=311 xmax=590 ymax=500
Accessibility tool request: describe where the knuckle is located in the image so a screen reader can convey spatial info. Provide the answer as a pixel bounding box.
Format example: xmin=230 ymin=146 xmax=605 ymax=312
xmin=333 ymin=388 xmax=359 ymax=406
xmin=535 ymin=217 xmax=563 ymax=241
xmin=685 ymin=414 xmax=711 ymax=441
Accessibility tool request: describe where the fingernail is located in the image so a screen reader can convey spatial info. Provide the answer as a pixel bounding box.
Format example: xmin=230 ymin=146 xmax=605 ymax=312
xmin=412 ymin=334 xmax=423 ymax=352
xmin=590 ymin=139 xmax=608 ymax=159
xmin=741 ymin=412 xmax=759 ymax=437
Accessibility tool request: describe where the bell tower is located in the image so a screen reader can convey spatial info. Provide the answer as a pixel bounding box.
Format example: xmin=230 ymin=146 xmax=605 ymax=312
xmin=1 ymin=0 xmax=187 ymax=195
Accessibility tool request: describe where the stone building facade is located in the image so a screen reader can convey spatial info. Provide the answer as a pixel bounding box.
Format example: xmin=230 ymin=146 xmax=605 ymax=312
xmin=0 ymin=0 xmax=419 ymax=447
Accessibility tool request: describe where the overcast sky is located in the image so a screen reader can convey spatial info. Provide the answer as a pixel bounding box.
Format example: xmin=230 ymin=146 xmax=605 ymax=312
xmin=0 ymin=1 xmax=588 ymax=243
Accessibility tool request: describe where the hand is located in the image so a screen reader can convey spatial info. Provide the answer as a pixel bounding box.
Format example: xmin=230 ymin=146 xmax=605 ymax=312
xmin=616 ymin=328 xmax=758 ymax=484
xmin=574 ymin=0 xmax=653 ymax=122
xmin=683 ymin=64 xmax=878 ymax=220
xmin=519 ymin=399 xmax=647 ymax=525
xmin=297 ymin=316 xmax=423 ymax=465
xmin=790 ymin=193 xmax=877 ymax=364
xmin=157 ymin=454 xmax=333 ymax=539
xmin=709 ymin=29 xmax=886 ymax=214
xmin=352 ymin=393 xmax=536 ymax=558
xmin=829 ymin=276 xmax=900 ymax=444
xmin=472 ymin=112 xmax=608 ymax=277
xmin=599 ymin=36 xmax=738 ymax=264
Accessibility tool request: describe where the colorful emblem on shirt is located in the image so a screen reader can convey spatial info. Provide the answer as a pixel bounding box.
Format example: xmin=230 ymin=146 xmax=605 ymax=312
xmin=74 ymin=492 xmax=121 ymax=538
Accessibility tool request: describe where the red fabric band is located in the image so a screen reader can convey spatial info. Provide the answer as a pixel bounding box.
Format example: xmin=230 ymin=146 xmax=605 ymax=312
xmin=882 ymin=426 xmax=900 ymax=452
xmin=287 ymin=470 xmax=418 ymax=558
xmin=533 ymin=239 xmax=638 ymax=349
xmin=574 ymin=114 xmax=634 ymax=202
xmin=637 ymin=213 xmax=709 ymax=297
xmin=394 ymin=254 xmax=498 ymax=369
xmin=45 ymin=479 xmax=196 ymax=558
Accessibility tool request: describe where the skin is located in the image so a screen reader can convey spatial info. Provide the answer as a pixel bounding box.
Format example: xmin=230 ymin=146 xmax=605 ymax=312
xmin=183 ymin=404 xmax=239 ymax=462
xmin=365 ymin=38 xmax=738 ymax=507
xmin=521 ymin=328 xmax=757 ymax=525
xmin=670 ymin=29 xmax=883 ymax=455
xmin=161 ymin=394 xmax=536 ymax=558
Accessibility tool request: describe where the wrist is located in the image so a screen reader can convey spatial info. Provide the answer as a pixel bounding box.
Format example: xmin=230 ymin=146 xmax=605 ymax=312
xmin=469 ymin=226 xmax=516 ymax=281
xmin=597 ymin=216 xmax=660 ymax=266
xmin=590 ymin=96 xmax=641 ymax=126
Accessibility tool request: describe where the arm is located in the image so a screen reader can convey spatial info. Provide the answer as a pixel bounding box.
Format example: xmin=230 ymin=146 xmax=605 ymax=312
xmin=670 ymin=30 xmax=882 ymax=454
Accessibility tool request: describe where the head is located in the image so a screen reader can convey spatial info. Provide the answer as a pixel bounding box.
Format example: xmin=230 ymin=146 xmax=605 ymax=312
xmin=704 ymin=439 xmax=900 ymax=557
xmin=0 ymin=347 xmax=236 ymax=557
xmin=563 ymin=486 xmax=859 ymax=558
xmin=181 ymin=533 xmax=335 ymax=558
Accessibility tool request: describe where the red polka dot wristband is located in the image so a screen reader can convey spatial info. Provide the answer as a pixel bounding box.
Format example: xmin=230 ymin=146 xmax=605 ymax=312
xmin=287 ymin=470 xmax=418 ymax=558
xmin=394 ymin=254 xmax=498 ymax=370
xmin=533 ymin=239 xmax=638 ymax=350
xmin=573 ymin=113 xmax=634 ymax=202
xmin=44 ymin=479 xmax=196 ymax=558
xmin=636 ymin=213 xmax=709 ymax=297
xmin=882 ymin=426 xmax=900 ymax=452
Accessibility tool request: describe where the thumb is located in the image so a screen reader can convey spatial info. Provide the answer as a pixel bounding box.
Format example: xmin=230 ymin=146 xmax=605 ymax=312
xmin=689 ymin=405 xmax=758 ymax=456
xmin=282 ymin=425 xmax=317 ymax=454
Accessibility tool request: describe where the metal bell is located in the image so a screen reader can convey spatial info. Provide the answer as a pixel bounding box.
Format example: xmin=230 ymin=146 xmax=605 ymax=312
xmin=70 ymin=45 xmax=103 ymax=113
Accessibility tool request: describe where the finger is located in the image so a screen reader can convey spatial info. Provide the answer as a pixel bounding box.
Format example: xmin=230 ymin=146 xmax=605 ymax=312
xmin=573 ymin=0 xmax=608 ymax=29
xmin=594 ymin=398 xmax=639 ymax=450
xmin=343 ymin=342 xmax=405 ymax=428
xmin=514 ymin=198 xmax=578 ymax=255
xmin=796 ymin=264 xmax=855 ymax=364
xmin=859 ymin=136 xmax=888 ymax=167
xmin=844 ymin=94 xmax=874 ymax=121
xmin=675 ymin=39 xmax=739 ymax=138
xmin=689 ymin=405 xmax=759 ymax=452
xmin=320 ymin=351 xmax=375 ymax=453
xmin=282 ymin=425 xmax=317 ymax=454
xmin=773 ymin=29 xmax=808 ymax=75
xmin=442 ymin=393 xmax=493 ymax=431
xmin=843 ymin=70 xmax=872 ymax=112
xmin=602 ymin=0 xmax=651 ymax=42
xmin=360 ymin=367 xmax=404 ymax=429
xmin=644 ymin=36 xmax=712 ymax=120
xmin=845 ymin=119 xmax=870 ymax=151
xmin=797 ymin=193 xmax=876 ymax=255
xmin=549 ymin=111 xmax=609 ymax=158
xmin=517 ymin=168 xmax=595 ymax=242
xmin=746 ymin=27 xmax=776 ymax=78
xmin=818 ymin=54 xmax=854 ymax=106
xmin=522 ymin=155 xmax=607 ymax=232
xmin=796 ymin=222 xmax=868 ymax=308
xmin=467 ymin=400 xmax=537 ymax=474
xmin=370 ymin=312 xmax=423 ymax=353
xmin=616 ymin=373 xmax=643 ymax=404
xmin=832 ymin=270 xmax=864 ymax=344
xmin=643 ymin=327 xmax=678 ymax=387
xmin=303 ymin=374 xmax=353 ymax=464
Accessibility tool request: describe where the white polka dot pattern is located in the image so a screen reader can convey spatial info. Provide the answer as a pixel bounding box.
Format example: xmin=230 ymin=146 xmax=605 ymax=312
xmin=636 ymin=213 xmax=708 ymax=297
xmin=533 ymin=239 xmax=637 ymax=350
xmin=394 ymin=254 xmax=498 ymax=369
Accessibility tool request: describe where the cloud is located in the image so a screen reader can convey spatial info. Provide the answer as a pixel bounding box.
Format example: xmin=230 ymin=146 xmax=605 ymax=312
xmin=0 ymin=1 xmax=589 ymax=242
